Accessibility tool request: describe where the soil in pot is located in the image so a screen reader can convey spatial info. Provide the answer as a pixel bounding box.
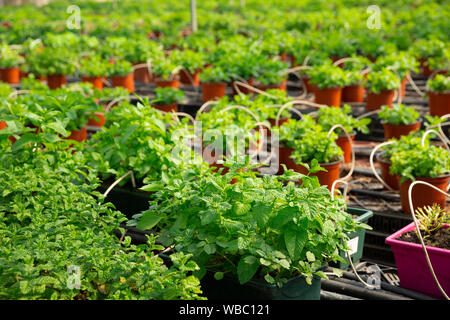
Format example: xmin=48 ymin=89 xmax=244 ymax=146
xmin=399 ymin=175 xmax=450 ymax=215
xmin=111 ymin=73 xmax=135 ymax=93
xmin=81 ymin=76 xmax=103 ymax=90
xmin=202 ymin=82 xmax=227 ymax=102
xmin=314 ymin=87 xmax=342 ymax=106
xmin=47 ymin=74 xmax=67 ymax=90
xmin=179 ymin=69 xmax=200 ymax=86
xmin=0 ymin=67 xmax=20 ymax=84
xmin=382 ymin=121 xmax=421 ymax=140
xmin=366 ymin=89 xmax=395 ymax=111
xmin=398 ymin=228 xmax=450 ymax=250
xmin=428 ymin=92 xmax=450 ymax=117
xmin=155 ymin=77 xmax=179 ymax=89
xmin=342 ymin=84 xmax=364 ymax=103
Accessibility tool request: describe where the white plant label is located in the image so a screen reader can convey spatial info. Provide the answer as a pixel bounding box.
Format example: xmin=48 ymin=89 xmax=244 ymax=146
xmin=347 ymin=236 xmax=359 ymax=256
xmin=366 ymin=5 xmax=381 ymax=30
xmin=66 ymin=5 xmax=81 ymax=30
xmin=67 ymin=265 xmax=81 ymax=289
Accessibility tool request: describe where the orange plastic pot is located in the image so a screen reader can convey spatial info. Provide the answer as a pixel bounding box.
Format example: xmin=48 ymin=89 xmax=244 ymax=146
xmin=419 ymin=58 xmax=433 ymax=77
xmin=377 ymin=153 xmax=399 ymax=191
xmin=111 ymin=73 xmax=135 ymax=93
xmin=256 ymin=80 xmax=287 ymax=92
xmin=202 ymin=82 xmax=227 ymax=102
xmin=47 ymin=74 xmax=67 ymax=90
xmin=153 ymin=103 xmax=178 ymax=113
xmin=133 ymin=63 xmax=152 ymax=83
xmin=81 ymin=76 xmax=103 ymax=90
xmin=314 ymin=87 xmax=342 ymax=106
xmin=66 ymin=125 xmax=87 ymax=142
xmin=155 ymin=77 xmax=179 ymax=89
xmin=302 ymin=77 xmax=317 ymax=93
xmin=232 ymin=78 xmax=254 ymax=95
xmin=428 ymin=92 xmax=450 ymax=117
xmin=279 ymin=52 xmax=288 ymax=62
xmin=366 ymin=89 xmax=395 ymax=111
xmin=0 ymin=67 xmax=20 ymax=84
xmin=399 ymin=175 xmax=450 ymax=215
xmin=87 ymin=112 xmax=106 ymax=127
xmin=342 ymin=84 xmax=364 ymax=103
xmin=179 ymin=69 xmax=200 ymax=86
xmin=0 ymin=121 xmax=6 ymax=130
xmin=278 ymin=146 xmax=297 ymax=174
xmin=335 ymin=133 xmax=355 ymax=164
xmin=294 ymin=160 xmax=343 ymax=191
xmin=400 ymin=77 xmax=407 ymax=98
xmin=382 ymin=121 xmax=421 ymax=140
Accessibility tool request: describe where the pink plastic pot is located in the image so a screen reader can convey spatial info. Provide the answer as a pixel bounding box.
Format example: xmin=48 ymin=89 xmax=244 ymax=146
xmin=386 ymin=222 xmax=450 ymax=299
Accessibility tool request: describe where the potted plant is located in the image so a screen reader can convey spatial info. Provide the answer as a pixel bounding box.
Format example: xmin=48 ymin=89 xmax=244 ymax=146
xmin=125 ymin=38 xmax=164 ymax=84
xmin=364 ymin=68 xmax=401 ymax=111
xmin=316 ymin=104 xmax=371 ymax=163
xmin=307 ymin=63 xmax=347 ymax=106
xmin=27 ymin=47 xmax=77 ymax=89
xmin=152 ymin=57 xmax=181 ymax=88
xmin=107 ymin=59 xmax=135 ymax=93
xmin=426 ymin=74 xmax=450 ymax=117
xmin=253 ymin=57 xmax=288 ymax=92
xmin=172 ymin=49 xmax=205 ymax=86
xmin=152 ymin=87 xmax=185 ymax=113
xmin=0 ymin=44 xmax=24 ymax=84
xmin=340 ymin=56 xmax=372 ymax=103
xmin=386 ymin=204 xmax=450 ymax=299
xmin=410 ymin=39 xmax=447 ymax=77
xmin=389 ymin=140 xmax=450 ymax=214
xmin=200 ymin=66 xmax=230 ymax=102
xmin=78 ymin=55 xmax=109 ymax=90
xmin=131 ymin=164 xmax=364 ymax=300
xmin=378 ymin=104 xmax=421 ymax=140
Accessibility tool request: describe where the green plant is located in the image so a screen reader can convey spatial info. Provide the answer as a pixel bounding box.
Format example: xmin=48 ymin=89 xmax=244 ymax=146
xmin=0 ymin=44 xmax=24 ymax=68
xmin=316 ymin=104 xmax=371 ymax=135
xmin=378 ymin=104 xmax=420 ymax=125
xmin=235 ymin=89 xmax=292 ymax=121
xmin=153 ymin=87 xmax=185 ymax=105
xmin=200 ymin=66 xmax=230 ymax=83
xmin=278 ymin=116 xmax=318 ymax=147
xmin=130 ymin=162 xmax=363 ymax=287
xmin=254 ymin=57 xmax=288 ymax=86
xmin=307 ymin=63 xmax=347 ymax=89
xmin=25 ymin=47 xmax=77 ymax=76
xmin=411 ymin=39 xmax=447 ymax=60
xmin=390 ymin=142 xmax=450 ymax=182
xmin=364 ymin=68 xmax=401 ymax=94
xmin=414 ymin=204 xmax=450 ymax=241
xmin=152 ymin=57 xmax=181 ymax=80
xmin=427 ymin=74 xmax=450 ymax=93
xmin=171 ymin=49 xmax=205 ymax=73
xmin=375 ymin=52 xmax=419 ymax=79
xmin=78 ymin=55 xmax=109 ymax=77
xmin=106 ymin=59 xmax=133 ymax=77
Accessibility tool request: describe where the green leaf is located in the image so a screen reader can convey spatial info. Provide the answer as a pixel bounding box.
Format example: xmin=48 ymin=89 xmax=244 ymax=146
xmin=237 ymin=255 xmax=259 ymax=284
xmin=306 ymin=251 xmax=316 ymax=262
xmin=284 ymin=226 xmax=307 ymax=261
xmin=136 ymin=211 xmax=162 ymax=230
xmin=140 ymin=183 xmax=163 ymax=192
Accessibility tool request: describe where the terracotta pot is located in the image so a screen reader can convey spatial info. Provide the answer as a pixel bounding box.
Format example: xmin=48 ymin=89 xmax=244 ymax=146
xmin=399 ymin=175 xmax=450 ymax=215
xmin=428 ymin=92 xmax=450 ymax=117
xmin=87 ymin=112 xmax=106 ymax=127
xmin=81 ymin=76 xmax=103 ymax=90
xmin=294 ymin=159 xmax=343 ymax=191
xmin=342 ymin=84 xmax=364 ymax=103
xmin=314 ymin=87 xmax=342 ymax=106
xmin=400 ymin=77 xmax=407 ymax=98
xmin=256 ymin=80 xmax=287 ymax=92
xmin=47 ymin=74 xmax=67 ymax=90
xmin=133 ymin=62 xmax=152 ymax=83
xmin=302 ymin=77 xmax=317 ymax=93
xmin=66 ymin=125 xmax=87 ymax=142
xmin=419 ymin=58 xmax=433 ymax=77
xmin=202 ymin=82 xmax=227 ymax=102
xmin=278 ymin=145 xmax=297 ymax=174
xmin=155 ymin=77 xmax=179 ymax=89
xmin=377 ymin=153 xmax=399 ymax=191
xmin=0 ymin=67 xmax=20 ymax=84
xmin=382 ymin=121 xmax=421 ymax=140
xmin=111 ymin=73 xmax=134 ymax=93
xmin=366 ymin=89 xmax=395 ymax=111
xmin=179 ymin=69 xmax=200 ymax=86
xmin=232 ymin=78 xmax=254 ymax=95
xmin=336 ymin=133 xmax=355 ymax=164
xmin=153 ymin=103 xmax=178 ymax=113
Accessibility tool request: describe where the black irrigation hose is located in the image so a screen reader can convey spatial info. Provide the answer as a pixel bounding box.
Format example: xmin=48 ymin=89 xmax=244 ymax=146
xmin=349 ymin=188 xmax=400 ymax=201
xmin=339 ymin=270 xmax=436 ymax=300
xmin=321 ymin=278 xmax=411 ymax=300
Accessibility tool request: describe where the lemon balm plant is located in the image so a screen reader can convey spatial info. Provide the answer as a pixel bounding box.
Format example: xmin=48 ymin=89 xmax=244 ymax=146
xmin=0 ymin=44 xmax=24 ymax=83
xmin=307 ymin=63 xmax=347 ymax=106
xmin=364 ymin=68 xmax=401 ymax=111
xmin=427 ymin=73 xmax=450 ymax=117
xmin=378 ymin=104 xmax=421 ymax=140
